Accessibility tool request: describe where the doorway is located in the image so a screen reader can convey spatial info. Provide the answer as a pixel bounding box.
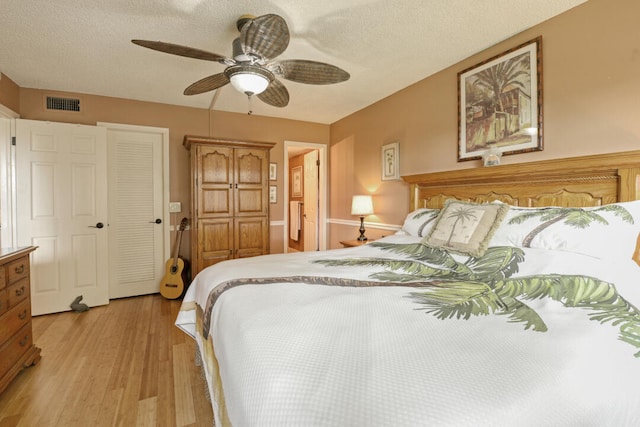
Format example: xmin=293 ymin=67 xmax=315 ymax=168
xmin=284 ymin=141 xmax=327 ymax=252
xmin=5 ymin=118 xmax=169 ymax=315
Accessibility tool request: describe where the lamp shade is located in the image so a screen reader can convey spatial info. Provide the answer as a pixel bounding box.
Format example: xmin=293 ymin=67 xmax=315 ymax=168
xmin=229 ymin=72 xmax=270 ymax=96
xmin=351 ymin=195 xmax=374 ymax=216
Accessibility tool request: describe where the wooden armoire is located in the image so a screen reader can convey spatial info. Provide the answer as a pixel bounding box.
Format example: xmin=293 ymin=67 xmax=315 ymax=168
xmin=184 ymin=136 xmax=275 ymax=277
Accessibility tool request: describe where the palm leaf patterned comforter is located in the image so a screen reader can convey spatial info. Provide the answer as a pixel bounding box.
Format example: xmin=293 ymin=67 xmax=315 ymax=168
xmin=177 ymin=234 xmax=640 ymax=427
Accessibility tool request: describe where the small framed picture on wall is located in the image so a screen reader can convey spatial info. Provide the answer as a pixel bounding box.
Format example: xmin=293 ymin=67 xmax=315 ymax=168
xmin=292 ymin=166 xmax=303 ymax=197
xmin=269 ymin=163 xmax=277 ymax=181
xmin=269 ymin=185 xmax=277 ymax=203
xmin=381 ymin=142 xmax=400 ymax=181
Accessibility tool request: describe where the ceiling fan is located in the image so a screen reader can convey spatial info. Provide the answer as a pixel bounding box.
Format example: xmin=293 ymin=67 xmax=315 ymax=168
xmin=132 ymin=14 xmax=350 ymax=108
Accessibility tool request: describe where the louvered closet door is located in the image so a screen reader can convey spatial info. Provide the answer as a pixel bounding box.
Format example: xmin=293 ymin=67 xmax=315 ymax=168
xmin=107 ymin=127 xmax=165 ymax=299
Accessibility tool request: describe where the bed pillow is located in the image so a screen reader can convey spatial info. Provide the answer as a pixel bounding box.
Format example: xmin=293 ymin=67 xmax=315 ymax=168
xmin=422 ymin=200 xmax=509 ymax=257
xmin=398 ymin=208 xmax=440 ymax=237
xmin=490 ymin=200 xmax=640 ymax=263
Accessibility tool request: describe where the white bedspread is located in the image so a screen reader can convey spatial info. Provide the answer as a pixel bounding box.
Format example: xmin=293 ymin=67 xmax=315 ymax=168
xmin=176 ymin=235 xmax=640 ymax=426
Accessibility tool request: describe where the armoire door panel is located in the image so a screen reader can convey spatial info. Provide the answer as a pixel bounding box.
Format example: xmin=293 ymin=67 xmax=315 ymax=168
xmin=201 ymin=188 xmax=232 ymax=216
xmin=235 ymin=217 xmax=268 ymax=258
xmin=236 ymin=150 xmax=265 ymax=185
xmin=236 ymin=188 xmax=265 ymax=215
xmin=199 ymin=219 xmax=234 ymax=268
xmin=198 ymin=145 xmax=234 ymax=218
xmin=200 ymin=147 xmax=233 ymax=184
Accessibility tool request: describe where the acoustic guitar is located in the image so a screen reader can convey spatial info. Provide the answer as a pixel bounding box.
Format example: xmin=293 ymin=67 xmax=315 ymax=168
xmin=160 ymin=217 xmax=190 ymax=299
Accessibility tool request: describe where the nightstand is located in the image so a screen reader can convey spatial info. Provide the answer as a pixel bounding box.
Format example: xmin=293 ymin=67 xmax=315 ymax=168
xmin=340 ymin=239 xmax=372 ymax=248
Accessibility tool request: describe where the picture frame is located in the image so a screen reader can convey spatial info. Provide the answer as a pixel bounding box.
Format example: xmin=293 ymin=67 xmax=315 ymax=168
xmin=269 ymin=162 xmax=277 ymax=181
xmin=381 ymin=142 xmax=400 ymax=181
xmin=458 ymin=36 xmax=543 ymax=162
xmin=269 ymin=185 xmax=277 ymax=204
xmin=291 ymin=166 xmax=303 ymax=197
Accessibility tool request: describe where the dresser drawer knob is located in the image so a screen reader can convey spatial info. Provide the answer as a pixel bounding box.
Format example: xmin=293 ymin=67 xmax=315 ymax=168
xmin=19 ymin=335 xmax=29 ymax=346
xmin=15 ymin=286 xmax=25 ymax=297
xmin=19 ymin=309 xmax=27 ymax=320
xmin=14 ymin=265 xmax=24 ymax=274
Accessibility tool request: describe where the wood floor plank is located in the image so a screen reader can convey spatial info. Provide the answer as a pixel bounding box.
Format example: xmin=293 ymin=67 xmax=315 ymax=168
xmin=0 ymin=294 xmax=213 ymax=427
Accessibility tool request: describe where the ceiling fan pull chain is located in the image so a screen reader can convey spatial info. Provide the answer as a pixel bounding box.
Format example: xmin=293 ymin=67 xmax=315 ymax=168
xmin=247 ymin=94 xmax=253 ymax=115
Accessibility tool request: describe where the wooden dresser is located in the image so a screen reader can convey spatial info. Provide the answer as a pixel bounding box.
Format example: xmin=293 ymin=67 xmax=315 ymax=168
xmin=0 ymin=246 xmax=40 ymax=394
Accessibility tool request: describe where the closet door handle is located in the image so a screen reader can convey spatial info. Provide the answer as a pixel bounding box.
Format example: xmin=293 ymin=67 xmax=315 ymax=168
xmin=89 ymin=222 xmax=104 ymax=229
xmin=149 ymin=218 xmax=162 ymax=224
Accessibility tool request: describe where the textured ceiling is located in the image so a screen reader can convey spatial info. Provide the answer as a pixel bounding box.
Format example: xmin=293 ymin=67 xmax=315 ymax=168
xmin=0 ymin=0 xmax=586 ymax=124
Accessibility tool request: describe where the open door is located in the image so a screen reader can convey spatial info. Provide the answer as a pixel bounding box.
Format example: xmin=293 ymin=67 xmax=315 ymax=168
xmin=16 ymin=119 xmax=109 ymax=315
xmin=303 ymin=150 xmax=319 ymax=251
xmin=284 ymin=141 xmax=327 ymax=252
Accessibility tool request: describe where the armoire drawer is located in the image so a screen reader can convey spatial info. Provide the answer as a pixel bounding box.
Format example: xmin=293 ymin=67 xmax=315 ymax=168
xmin=0 ymin=298 xmax=31 ymax=344
xmin=0 ymin=323 xmax=33 ymax=379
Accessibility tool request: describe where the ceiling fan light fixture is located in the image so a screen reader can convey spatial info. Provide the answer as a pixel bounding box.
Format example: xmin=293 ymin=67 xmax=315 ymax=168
xmin=225 ymin=64 xmax=273 ymax=96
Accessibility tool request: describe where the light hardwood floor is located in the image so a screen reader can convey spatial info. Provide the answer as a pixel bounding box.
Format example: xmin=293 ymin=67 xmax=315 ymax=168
xmin=0 ymin=294 xmax=213 ymax=426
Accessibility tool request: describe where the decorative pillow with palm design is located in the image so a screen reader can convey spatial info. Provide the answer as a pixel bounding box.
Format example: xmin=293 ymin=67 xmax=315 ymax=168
xmin=422 ymin=200 xmax=509 ymax=257
xmin=397 ymin=208 xmax=440 ymax=237
xmin=489 ymin=200 xmax=640 ymax=263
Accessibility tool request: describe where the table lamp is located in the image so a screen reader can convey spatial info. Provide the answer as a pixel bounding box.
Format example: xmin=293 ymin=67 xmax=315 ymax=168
xmin=351 ymin=195 xmax=374 ymax=241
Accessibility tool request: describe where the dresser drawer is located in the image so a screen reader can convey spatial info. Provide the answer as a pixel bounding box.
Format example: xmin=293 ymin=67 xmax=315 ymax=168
xmin=0 ymin=298 xmax=31 ymax=344
xmin=7 ymin=256 xmax=29 ymax=285
xmin=0 ymin=323 xmax=33 ymax=379
xmin=0 ymin=267 xmax=6 ymax=291
xmin=8 ymin=278 xmax=29 ymax=307
xmin=0 ymin=289 xmax=8 ymax=317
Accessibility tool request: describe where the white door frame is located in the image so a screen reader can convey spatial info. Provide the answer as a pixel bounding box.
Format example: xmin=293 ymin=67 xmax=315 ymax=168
xmin=97 ymin=121 xmax=171 ymax=265
xmin=283 ymin=141 xmax=327 ymax=252
xmin=0 ymin=104 xmax=19 ymax=248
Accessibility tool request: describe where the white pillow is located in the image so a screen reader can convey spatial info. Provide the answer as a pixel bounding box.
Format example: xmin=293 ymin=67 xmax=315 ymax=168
xmin=399 ymin=208 xmax=440 ymax=237
xmin=490 ymin=200 xmax=640 ymax=263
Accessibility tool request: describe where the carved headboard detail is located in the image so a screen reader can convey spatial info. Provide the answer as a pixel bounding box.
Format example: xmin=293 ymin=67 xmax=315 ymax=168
xmin=403 ymin=150 xmax=640 ymax=210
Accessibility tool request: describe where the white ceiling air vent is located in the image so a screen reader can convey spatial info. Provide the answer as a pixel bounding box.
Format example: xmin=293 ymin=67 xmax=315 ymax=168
xmin=46 ymin=96 xmax=80 ymax=112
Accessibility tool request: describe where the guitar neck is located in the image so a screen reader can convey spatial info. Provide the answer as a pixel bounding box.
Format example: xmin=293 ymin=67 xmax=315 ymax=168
xmin=171 ymin=219 xmax=188 ymax=268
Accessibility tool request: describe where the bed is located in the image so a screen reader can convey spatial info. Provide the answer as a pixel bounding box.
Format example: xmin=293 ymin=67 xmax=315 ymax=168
xmin=177 ymin=150 xmax=640 ymax=426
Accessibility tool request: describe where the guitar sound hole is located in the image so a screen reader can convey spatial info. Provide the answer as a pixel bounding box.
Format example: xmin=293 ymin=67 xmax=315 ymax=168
xmin=170 ymin=266 xmax=178 ymax=274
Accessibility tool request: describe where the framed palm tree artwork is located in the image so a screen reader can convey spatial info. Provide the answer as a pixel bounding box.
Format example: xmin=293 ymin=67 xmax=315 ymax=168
xmin=458 ymin=36 xmax=543 ymax=161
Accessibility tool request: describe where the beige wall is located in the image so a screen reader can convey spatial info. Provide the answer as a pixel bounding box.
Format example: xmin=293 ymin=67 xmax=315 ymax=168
xmin=16 ymin=89 xmax=329 ymax=257
xmin=0 ymin=74 xmax=20 ymax=114
xmin=329 ymin=0 xmax=640 ymax=244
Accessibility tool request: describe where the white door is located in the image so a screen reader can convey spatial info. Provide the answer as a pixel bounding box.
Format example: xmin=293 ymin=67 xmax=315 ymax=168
xmin=303 ymin=150 xmax=318 ymax=251
xmin=16 ymin=119 xmax=109 ymax=315
xmin=102 ymin=123 xmax=168 ymax=299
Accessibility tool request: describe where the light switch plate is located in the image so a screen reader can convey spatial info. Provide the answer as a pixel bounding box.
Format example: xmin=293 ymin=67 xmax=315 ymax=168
xmin=169 ymin=202 xmax=181 ymax=213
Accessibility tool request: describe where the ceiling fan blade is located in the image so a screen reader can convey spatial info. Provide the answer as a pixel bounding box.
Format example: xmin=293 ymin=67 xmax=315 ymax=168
xmin=132 ymin=40 xmax=232 ymax=64
xmin=184 ymin=73 xmax=230 ymax=95
xmin=269 ymin=60 xmax=350 ymax=85
xmin=257 ymin=79 xmax=289 ymax=108
xmin=240 ymin=14 xmax=290 ymax=61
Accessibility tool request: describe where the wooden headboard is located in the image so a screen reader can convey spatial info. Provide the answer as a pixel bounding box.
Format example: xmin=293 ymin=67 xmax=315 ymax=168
xmin=403 ymin=150 xmax=640 ymax=210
